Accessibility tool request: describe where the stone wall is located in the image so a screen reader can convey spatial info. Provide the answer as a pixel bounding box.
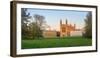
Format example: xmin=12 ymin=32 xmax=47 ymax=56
xmin=70 ymin=31 xmax=83 ymax=36
xmin=43 ymin=31 xmax=57 ymax=38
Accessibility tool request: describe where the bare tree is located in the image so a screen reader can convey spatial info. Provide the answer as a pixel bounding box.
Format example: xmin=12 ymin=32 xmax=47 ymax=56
xmin=34 ymin=14 xmax=46 ymax=30
xmin=28 ymin=14 xmax=46 ymax=39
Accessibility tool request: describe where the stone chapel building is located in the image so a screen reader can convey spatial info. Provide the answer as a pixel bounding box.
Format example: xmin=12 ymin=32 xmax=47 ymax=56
xmin=60 ymin=19 xmax=77 ymax=37
xmin=43 ymin=19 xmax=82 ymax=38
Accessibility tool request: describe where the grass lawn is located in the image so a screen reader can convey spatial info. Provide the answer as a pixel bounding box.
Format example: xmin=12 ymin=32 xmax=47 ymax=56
xmin=21 ymin=36 xmax=92 ymax=49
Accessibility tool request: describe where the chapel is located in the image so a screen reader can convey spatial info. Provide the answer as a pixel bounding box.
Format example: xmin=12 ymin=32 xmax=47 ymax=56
xmin=60 ymin=19 xmax=78 ymax=37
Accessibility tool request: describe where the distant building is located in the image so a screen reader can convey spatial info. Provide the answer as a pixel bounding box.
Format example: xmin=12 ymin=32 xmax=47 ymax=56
xmin=60 ymin=19 xmax=82 ymax=37
xmin=42 ymin=19 xmax=83 ymax=38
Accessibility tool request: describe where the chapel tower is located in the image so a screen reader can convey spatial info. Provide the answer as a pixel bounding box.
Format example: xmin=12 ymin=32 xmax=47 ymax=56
xmin=60 ymin=19 xmax=76 ymax=37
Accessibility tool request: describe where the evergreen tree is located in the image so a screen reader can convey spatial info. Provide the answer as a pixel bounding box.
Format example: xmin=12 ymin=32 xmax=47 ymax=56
xmin=84 ymin=12 xmax=92 ymax=38
xmin=21 ymin=8 xmax=30 ymax=36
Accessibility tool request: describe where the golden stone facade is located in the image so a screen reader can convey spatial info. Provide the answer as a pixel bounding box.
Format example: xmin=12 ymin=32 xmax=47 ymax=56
xmin=60 ymin=19 xmax=76 ymax=37
xmin=43 ymin=19 xmax=81 ymax=38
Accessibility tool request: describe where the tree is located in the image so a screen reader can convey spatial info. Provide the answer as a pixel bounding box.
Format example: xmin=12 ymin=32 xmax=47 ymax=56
xmin=21 ymin=10 xmax=46 ymax=39
xmin=34 ymin=14 xmax=46 ymax=30
xmin=84 ymin=12 xmax=92 ymax=38
xmin=33 ymin=14 xmax=46 ymax=38
xmin=28 ymin=22 xmax=42 ymax=39
xmin=21 ymin=8 xmax=30 ymax=25
xmin=21 ymin=8 xmax=30 ymax=36
xmin=27 ymin=14 xmax=46 ymax=39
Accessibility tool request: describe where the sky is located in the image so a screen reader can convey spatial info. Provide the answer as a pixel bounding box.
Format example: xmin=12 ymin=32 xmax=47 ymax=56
xmin=25 ymin=8 xmax=89 ymax=31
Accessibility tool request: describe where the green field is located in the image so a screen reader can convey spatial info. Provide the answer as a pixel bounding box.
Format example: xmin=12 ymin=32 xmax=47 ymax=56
xmin=21 ymin=36 xmax=92 ymax=49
